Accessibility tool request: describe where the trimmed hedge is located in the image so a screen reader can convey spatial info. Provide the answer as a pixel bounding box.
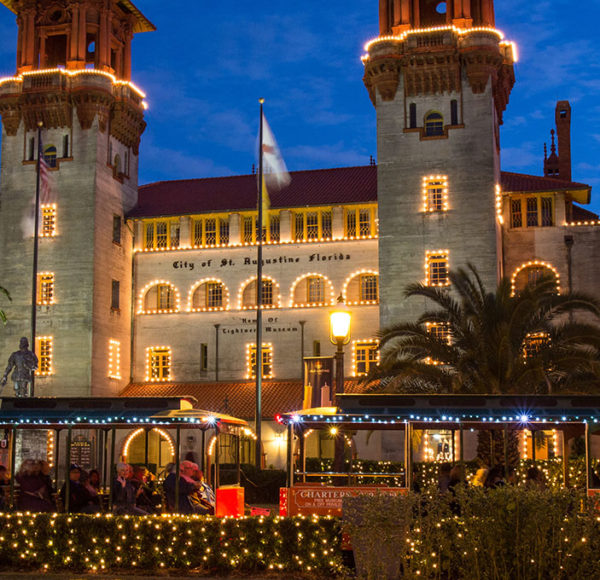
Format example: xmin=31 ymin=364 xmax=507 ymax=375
xmin=344 ymin=488 xmax=600 ymax=580
xmin=0 ymin=512 xmax=342 ymax=575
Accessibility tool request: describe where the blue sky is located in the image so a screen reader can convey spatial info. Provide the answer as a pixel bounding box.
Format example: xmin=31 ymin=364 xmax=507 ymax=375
xmin=0 ymin=1 xmax=599 ymax=212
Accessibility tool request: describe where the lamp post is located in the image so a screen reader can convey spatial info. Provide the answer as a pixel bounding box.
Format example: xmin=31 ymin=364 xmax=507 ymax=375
xmin=329 ymin=294 xmax=351 ymax=399
xmin=329 ymin=295 xmax=351 ymax=476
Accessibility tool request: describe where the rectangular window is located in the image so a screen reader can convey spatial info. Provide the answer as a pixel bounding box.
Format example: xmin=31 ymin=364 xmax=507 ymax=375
xmin=510 ymin=199 xmax=522 ymax=228
xmin=307 ymin=276 xmax=324 ymax=303
xmin=345 ymin=206 xmax=376 ymax=238
xmin=360 ymin=274 xmax=378 ymax=302
xmin=261 ymin=280 xmax=273 ymax=306
xmin=157 ymin=284 xmax=173 ymax=310
xmin=269 ymin=215 xmax=280 ymax=242
xmin=205 ymin=218 xmax=217 ymax=245
xmin=450 ymin=99 xmax=458 ymax=126
xmin=36 ymin=336 xmax=53 ymax=376
xmin=523 ymin=332 xmax=549 ymax=358
xmin=321 ymin=211 xmax=332 ymax=239
xmin=526 ymin=197 xmax=538 ymax=227
xmin=28 ymin=137 xmax=35 ymax=161
xmin=112 ymin=215 xmax=121 ymax=244
xmin=313 ymin=340 xmax=321 ymax=357
xmin=108 ymin=339 xmax=121 ymax=379
xmin=111 ymin=280 xmax=120 ymax=310
xmin=62 ymin=134 xmax=69 ymax=158
xmin=306 ymin=212 xmax=319 ymax=239
xmin=247 ymin=344 xmax=273 ymax=379
xmin=206 ymin=282 xmax=223 ymax=308
xmin=353 ymin=340 xmax=379 ymax=376
xmin=147 ymin=347 xmax=171 ymax=382
xmin=200 ymin=343 xmax=208 ymax=372
xmin=37 ymin=272 xmax=55 ymax=305
xmin=541 ymin=197 xmax=553 ymax=227
xmin=409 ymin=103 xmax=417 ymax=129
xmin=426 ymin=252 xmax=449 ymax=286
xmin=243 ymin=216 xmax=254 ymax=244
xmin=144 ymin=219 xmax=180 ymax=250
xmin=423 ymin=176 xmax=448 ymax=212
xmin=219 ymin=219 xmax=230 ymax=245
xmin=294 ymin=213 xmax=304 ymax=241
xmin=427 ymin=322 xmax=451 ymax=343
xmin=41 ymin=204 xmax=57 ymax=237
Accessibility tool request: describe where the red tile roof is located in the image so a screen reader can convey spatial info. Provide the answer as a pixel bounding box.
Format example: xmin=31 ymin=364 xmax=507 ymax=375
xmin=130 ymin=166 xmax=592 ymax=219
xmin=130 ymin=166 xmax=378 ymax=218
xmin=501 ymin=171 xmax=590 ymax=195
xmin=120 ymin=380 xmax=367 ymax=420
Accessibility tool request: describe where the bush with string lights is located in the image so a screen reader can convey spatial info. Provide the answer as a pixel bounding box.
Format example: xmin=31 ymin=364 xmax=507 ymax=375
xmin=0 ymin=512 xmax=342 ymax=574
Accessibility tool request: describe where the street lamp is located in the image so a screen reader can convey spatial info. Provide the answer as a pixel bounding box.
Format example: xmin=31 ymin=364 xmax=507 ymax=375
xmin=329 ymin=294 xmax=351 ymax=399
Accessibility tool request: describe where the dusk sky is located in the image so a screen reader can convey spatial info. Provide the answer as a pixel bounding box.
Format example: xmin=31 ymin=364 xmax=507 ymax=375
xmin=0 ymin=1 xmax=599 ymax=212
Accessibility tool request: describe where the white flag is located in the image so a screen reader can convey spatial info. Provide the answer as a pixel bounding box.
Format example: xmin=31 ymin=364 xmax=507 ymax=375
xmin=261 ymin=115 xmax=290 ymax=193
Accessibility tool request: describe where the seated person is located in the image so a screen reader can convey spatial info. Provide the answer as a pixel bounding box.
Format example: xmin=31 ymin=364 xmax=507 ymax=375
xmin=191 ymin=466 xmax=215 ymax=515
xmin=163 ymin=460 xmax=208 ymax=515
xmin=112 ymin=463 xmax=148 ymax=515
xmin=17 ymin=459 xmax=55 ymax=513
xmin=130 ymin=465 xmax=160 ymax=514
xmin=60 ymin=465 xmax=97 ymax=514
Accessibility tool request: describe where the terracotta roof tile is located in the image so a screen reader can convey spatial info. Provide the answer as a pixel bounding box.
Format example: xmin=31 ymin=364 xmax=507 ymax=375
xmin=500 ymin=171 xmax=590 ymax=193
xmin=129 ymin=166 xmax=378 ymax=218
xmin=120 ymin=380 xmax=368 ymax=419
xmin=130 ymin=166 xmax=591 ymax=218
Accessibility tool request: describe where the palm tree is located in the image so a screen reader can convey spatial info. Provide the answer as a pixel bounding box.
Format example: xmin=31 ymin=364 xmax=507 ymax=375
xmin=369 ymin=264 xmax=600 ymax=395
xmin=0 ymin=285 xmax=10 ymax=324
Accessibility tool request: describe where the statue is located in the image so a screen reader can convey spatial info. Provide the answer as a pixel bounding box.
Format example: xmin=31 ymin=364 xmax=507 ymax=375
xmin=0 ymin=337 xmax=38 ymax=397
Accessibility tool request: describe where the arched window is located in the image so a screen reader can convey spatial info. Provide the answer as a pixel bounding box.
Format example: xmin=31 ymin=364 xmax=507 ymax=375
xmin=190 ymin=280 xmax=228 ymax=311
xmin=43 ymin=145 xmax=57 ymax=168
xmin=291 ymin=274 xmax=333 ymax=307
xmin=511 ymin=262 xmax=560 ymax=295
xmin=424 ymin=112 xmax=444 ymax=137
xmin=343 ymin=272 xmax=379 ymax=305
xmin=142 ymin=282 xmax=180 ymax=313
xmin=241 ymin=278 xmax=278 ymax=309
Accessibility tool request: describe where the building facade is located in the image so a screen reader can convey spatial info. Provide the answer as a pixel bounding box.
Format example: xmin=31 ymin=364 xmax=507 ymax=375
xmin=0 ymin=0 xmax=598 ymax=428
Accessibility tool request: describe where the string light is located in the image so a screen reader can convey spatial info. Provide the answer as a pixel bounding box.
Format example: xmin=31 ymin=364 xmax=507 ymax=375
xmin=495 ymin=184 xmax=504 ymax=224
xmin=108 ymin=339 xmax=122 ymax=380
xmin=288 ymin=273 xmax=335 ymax=308
xmin=238 ymin=276 xmax=281 ymax=310
xmin=122 ymin=427 xmax=175 ymax=458
xmin=425 ymin=251 xmax=450 ymax=287
xmin=422 ymin=175 xmax=449 ymax=213
xmin=342 ymin=270 xmax=379 ymax=305
xmin=0 ymin=68 xmax=146 ymax=99
xmin=145 ymin=346 xmax=172 ymax=382
xmin=137 ymin=280 xmax=181 ymax=314
xmin=510 ymin=260 xmax=560 ymax=296
xmin=35 ymin=336 xmax=54 ymax=376
xmin=46 ymin=431 xmax=55 ymax=468
xmin=186 ymin=278 xmax=230 ymax=312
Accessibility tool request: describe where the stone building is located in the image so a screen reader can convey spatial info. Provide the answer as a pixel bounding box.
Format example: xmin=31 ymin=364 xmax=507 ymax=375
xmin=0 ymin=0 xmax=598 ymax=467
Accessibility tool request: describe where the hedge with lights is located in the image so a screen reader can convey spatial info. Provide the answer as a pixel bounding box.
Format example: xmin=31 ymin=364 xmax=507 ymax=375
xmin=344 ymin=488 xmax=600 ymax=580
xmin=0 ymin=513 xmax=342 ymax=574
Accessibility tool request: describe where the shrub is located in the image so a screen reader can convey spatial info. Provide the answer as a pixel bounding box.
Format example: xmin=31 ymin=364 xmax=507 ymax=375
xmin=343 ymin=488 xmax=600 ymax=580
xmin=0 ymin=512 xmax=342 ymax=575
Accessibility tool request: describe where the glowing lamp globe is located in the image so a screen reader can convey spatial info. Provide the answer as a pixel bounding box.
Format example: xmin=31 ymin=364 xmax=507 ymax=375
xmin=329 ymin=295 xmax=351 ymax=345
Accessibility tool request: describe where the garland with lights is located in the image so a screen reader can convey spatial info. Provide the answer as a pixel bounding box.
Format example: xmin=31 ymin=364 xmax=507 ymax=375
xmin=0 ymin=513 xmax=342 ymax=574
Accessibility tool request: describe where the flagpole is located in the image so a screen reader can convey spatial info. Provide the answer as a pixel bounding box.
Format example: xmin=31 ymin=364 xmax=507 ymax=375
xmin=30 ymin=121 xmax=43 ymax=397
xmin=255 ymin=99 xmax=264 ymax=470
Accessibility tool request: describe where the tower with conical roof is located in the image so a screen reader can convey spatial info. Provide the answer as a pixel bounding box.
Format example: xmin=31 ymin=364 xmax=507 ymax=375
xmin=0 ymin=0 xmax=153 ymax=396
xmin=363 ymin=0 xmax=515 ymax=325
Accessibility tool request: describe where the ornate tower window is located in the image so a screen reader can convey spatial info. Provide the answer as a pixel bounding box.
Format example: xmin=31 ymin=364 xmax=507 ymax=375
xmin=36 ymin=337 xmax=54 ymax=376
xmin=108 ymin=339 xmax=121 ymax=379
xmin=422 ymin=176 xmax=449 ymax=212
xmin=426 ymin=251 xmax=450 ymax=286
xmin=41 ymin=205 xmax=57 ymax=237
xmin=146 ymin=347 xmax=171 ymax=382
xmin=246 ymin=343 xmax=273 ymax=379
xmin=37 ymin=272 xmax=55 ymax=305
xmin=424 ymin=112 xmax=444 ymax=137
xmin=352 ymin=340 xmax=379 ymax=376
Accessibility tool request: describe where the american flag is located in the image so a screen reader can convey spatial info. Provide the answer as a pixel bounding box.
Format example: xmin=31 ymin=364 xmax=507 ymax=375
xmin=39 ymin=154 xmax=53 ymax=204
